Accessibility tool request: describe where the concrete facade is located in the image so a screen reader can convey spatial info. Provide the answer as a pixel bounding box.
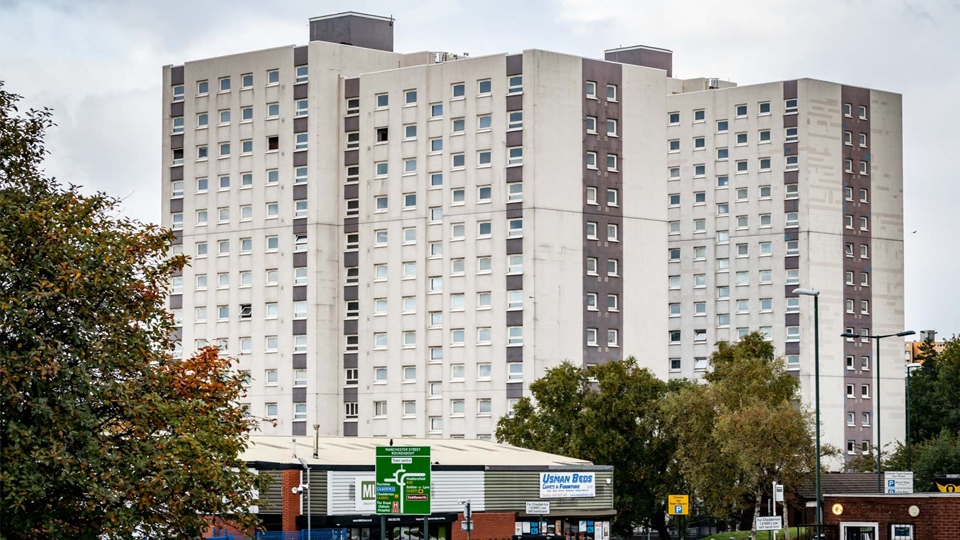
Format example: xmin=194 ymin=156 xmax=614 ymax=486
xmin=161 ymin=12 xmax=904 ymax=459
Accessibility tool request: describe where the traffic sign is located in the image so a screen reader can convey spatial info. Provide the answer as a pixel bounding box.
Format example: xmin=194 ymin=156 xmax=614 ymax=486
xmin=375 ymin=446 xmax=431 ymax=515
xmin=667 ymin=494 xmax=689 ymax=515
xmin=756 ymin=516 xmax=782 ymax=531
xmin=884 ymin=471 xmax=914 ymax=494
xmin=526 ymin=501 xmax=551 ymax=515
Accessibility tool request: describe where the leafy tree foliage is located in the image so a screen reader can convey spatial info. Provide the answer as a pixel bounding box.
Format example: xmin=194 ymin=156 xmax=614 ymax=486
xmin=908 ymin=336 xmax=960 ymax=443
xmin=663 ymin=333 xmax=816 ymax=540
xmin=497 ymin=358 xmax=686 ymax=540
xmin=0 ymin=83 xmax=264 ymax=539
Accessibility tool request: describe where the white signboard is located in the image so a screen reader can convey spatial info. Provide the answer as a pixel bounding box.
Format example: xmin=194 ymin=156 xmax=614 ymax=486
xmin=774 ymin=484 xmax=784 ymax=502
xmin=885 ymin=471 xmax=914 ymax=494
xmin=526 ymin=501 xmax=551 ymax=515
xmin=756 ymin=516 xmax=783 ymax=531
xmin=539 ymin=472 xmax=596 ymax=498
xmin=355 ymin=478 xmax=377 ymax=512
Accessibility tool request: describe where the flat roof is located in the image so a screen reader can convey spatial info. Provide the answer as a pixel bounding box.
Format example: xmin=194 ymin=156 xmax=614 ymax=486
xmin=605 ymin=44 xmax=673 ymax=54
xmin=309 ymin=12 xmax=394 ymax=23
xmin=242 ymin=435 xmax=601 ymax=470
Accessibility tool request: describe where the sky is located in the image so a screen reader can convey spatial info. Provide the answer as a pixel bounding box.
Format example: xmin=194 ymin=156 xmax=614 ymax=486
xmin=1 ymin=0 xmax=958 ymax=336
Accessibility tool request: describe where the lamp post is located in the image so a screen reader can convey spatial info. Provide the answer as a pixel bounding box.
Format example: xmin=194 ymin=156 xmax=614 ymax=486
xmin=793 ymin=288 xmax=821 ymax=538
xmin=905 ymin=362 xmax=922 ymax=470
xmin=298 ymin=457 xmax=311 ymax=540
xmin=840 ymin=330 xmax=915 ymax=492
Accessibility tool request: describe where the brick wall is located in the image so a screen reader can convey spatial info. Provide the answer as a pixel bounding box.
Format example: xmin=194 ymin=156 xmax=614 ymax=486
xmin=282 ymin=469 xmax=302 ymax=531
xmin=822 ymin=494 xmax=960 ymax=540
xmin=452 ymin=512 xmax=517 ymax=540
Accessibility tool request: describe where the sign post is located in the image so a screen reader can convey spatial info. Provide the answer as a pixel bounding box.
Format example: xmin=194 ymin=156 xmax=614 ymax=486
xmin=667 ymin=495 xmax=689 ymax=516
xmin=884 ymin=471 xmax=914 ymax=494
xmin=526 ymin=501 xmax=550 ymax=536
xmin=756 ymin=516 xmax=783 ymax=531
xmin=375 ymin=446 xmax=432 ymax=515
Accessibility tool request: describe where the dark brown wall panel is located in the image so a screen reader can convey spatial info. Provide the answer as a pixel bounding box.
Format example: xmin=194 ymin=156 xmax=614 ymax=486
xmin=294 ymin=45 xmax=309 ymax=66
xmin=293 ymin=285 xmax=307 ymax=301
xmin=293 ymin=354 xmax=307 ymax=369
xmin=294 ymin=83 xmax=309 ymax=100
xmin=293 ymin=151 xmax=308 ymax=167
xmin=170 ymin=101 xmax=184 ymax=117
xmin=344 ymin=78 xmax=360 ymax=98
xmin=506 ymin=54 xmax=523 ymax=76
xmin=170 ymin=65 xmax=184 ymax=86
xmin=582 ymin=58 xmax=623 ymax=365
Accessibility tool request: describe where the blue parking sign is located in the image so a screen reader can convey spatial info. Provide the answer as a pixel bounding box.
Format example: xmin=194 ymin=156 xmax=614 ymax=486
xmin=675 ymin=505 xmax=683 ymax=514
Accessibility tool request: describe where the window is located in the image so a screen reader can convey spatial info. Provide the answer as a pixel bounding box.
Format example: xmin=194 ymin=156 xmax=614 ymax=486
xmin=606 ymin=153 xmax=618 ymax=171
xmin=375 ymin=93 xmax=388 ymax=108
xmin=718 ymin=203 xmax=729 ymax=216
xmin=508 ymin=147 xmax=523 ymax=166
xmin=694 ymin=137 xmax=705 ymax=150
xmin=785 ymin=155 xmax=799 ymax=171
xmin=694 ymin=109 xmax=705 ymax=122
xmin=860 ymin=243 xmax=869 ymax=259
xmin=670 ymin=167 xmax=681 ymax=180
xmin=695 ymin=274 xmax=706 ymax=288
xmin=785 ymin=127 xmax=798 ymax=143
xmin=693 ymin=219 xmax=705 ymax=233
xmin=859 ymin=105 xmax=868 ymax=119
xmin=861 ymin=272 xmax=870 ymax=286
xmin=759 ymin=130 xmax=771 ymax=143
xmin=784 ymin=239 xmax=798 ymax=256
xmin=736 ymin=160 xmax=748 ymax=173
xmin=759 ymin=101 xmax=771 ymax=115
xmin=669 ymin=276 xmax=680 ymax=289
xmin=862 ymin=384 xmax=870 ymax=398
xmin=430 ymin=103 xmax=443 ymax=118
xmin=587 ymin=328 xmax=599 ymax=346
xmin=403 ymin=401 xmax=416 ymax=417
xmin=736 ymin=104 xmax=747 ymax=117
xmin=586 ymin=222 xmax=598 ymax=240
xmin=585 ymin=80 xmax=597 ymax=98
xmin=786 ymin=212 xmax=799 ymax=228
xmin=585 ymin=116 xmax=597 ymax=134
xmin=405 ymin=88 xmax=418 ymax=105
xmin=735 ymin=132 xmax=747 ymax=146
xmin=668 ymin=112 xmax=680 ymax=125
xmin=607 ymin=223 xmax=618 ymax=242
xmin=859 ymin=160 xmax=869 ymax=175
xmin=785 ymin=99 xmax=798 ymax=113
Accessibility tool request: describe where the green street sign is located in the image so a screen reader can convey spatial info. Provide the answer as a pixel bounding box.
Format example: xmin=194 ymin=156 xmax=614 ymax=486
xmin=375 ymin=446 xmax=431 ymax=515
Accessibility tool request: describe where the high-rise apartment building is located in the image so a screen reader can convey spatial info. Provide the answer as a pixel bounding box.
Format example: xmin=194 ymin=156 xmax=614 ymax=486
xmin=161 ymin=12 xmax=904 ymax=459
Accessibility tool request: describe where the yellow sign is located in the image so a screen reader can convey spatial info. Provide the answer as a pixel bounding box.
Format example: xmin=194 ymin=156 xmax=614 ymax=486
xmin=668 ymin=495 xmax=689 ymax=515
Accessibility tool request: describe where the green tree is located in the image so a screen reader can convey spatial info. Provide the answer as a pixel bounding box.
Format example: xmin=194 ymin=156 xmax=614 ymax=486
xmin=664 ymin=333 xmax=816 ymax=540
xmin=857 ymin=430 xmax=960 ymax=492
xmin=496 ymin=358 xmax=685 ymax=540
xmin=908 ymin=336 xmax=960 ymax=444
xmin=0 ymin=83 xmax=264 ymax=539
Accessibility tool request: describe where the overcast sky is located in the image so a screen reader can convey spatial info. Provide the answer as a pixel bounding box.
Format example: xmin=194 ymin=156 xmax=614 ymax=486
xmin=1 ymin=0 xmax=957 ymax=337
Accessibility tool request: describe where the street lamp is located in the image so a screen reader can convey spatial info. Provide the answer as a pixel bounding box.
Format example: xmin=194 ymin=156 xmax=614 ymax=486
xmin=905 ymin=362 xmax=922 ymax=470
xmin=298 ymin=457 xmax=311 ymax=540
xmin=793 ymin=288 xmax=821 ymax=538
xmin=840 ymin=329 xmax=915 ymax=492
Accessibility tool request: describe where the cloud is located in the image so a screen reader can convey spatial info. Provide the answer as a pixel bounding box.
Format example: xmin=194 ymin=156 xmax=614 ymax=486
xmin=2 ymin=0 xmax=958 ymax=332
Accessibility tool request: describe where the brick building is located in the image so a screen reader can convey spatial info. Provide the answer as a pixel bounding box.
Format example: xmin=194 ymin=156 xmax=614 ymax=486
xmin=822 ymin=493 xmax=960 ymax=540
